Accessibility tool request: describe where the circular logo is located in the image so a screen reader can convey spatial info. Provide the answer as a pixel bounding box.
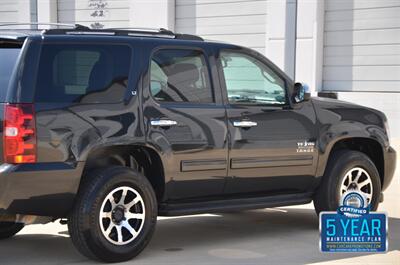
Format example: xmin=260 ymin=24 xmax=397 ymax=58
xmin=339 ymin=190 xmax=368 ymax=218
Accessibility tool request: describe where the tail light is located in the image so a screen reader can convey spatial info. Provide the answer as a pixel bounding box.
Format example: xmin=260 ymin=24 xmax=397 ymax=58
xmin=3 ymin=104 xmax=36 ymax=163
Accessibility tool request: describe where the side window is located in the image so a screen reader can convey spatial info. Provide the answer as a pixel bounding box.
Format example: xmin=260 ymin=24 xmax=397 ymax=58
xmin=35 ymin=44 xmax=132 ymax=103
xmin=220 ymin=51 xmax=287 ymax=105
xmin=150 ymin=49 xmax=214 ymax=103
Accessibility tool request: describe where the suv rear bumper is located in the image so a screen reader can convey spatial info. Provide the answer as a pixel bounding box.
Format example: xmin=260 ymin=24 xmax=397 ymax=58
xmin=383 ymin=146 xmax=396 ymax=191
xmin=0 ymin=162 xmax=83 ymax=217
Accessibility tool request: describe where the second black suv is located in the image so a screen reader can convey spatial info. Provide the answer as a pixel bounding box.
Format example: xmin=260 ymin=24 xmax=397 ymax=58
xmin=0 ymin=25 xmax=396 ymax=262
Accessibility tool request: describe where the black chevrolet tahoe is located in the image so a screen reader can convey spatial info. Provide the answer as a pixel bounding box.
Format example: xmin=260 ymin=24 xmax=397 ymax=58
xmin=0 ymin=25 xmax=396 ymax=263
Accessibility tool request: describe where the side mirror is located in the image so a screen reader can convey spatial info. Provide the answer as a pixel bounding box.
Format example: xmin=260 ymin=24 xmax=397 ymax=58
xmin=293 ymin=82 xmax=311 ymax=103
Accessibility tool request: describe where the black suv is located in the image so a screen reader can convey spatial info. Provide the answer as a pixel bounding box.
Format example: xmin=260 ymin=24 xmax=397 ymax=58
xmin=0 ymin=25 xmax=396 ymax=262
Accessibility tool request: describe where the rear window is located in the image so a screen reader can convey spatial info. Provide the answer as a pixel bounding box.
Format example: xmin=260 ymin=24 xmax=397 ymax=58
xmin=35 ymin=44 xmax=132 ymax=103
xmin=0 ymin=47 xmax=21 ymax=101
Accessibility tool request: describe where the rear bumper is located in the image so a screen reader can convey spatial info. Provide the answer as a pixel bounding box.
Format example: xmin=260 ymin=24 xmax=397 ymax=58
xmin=0 ymin=162 xmax=83 ymax=217
xmin=383 ymin=146 xmax=396 ymax=191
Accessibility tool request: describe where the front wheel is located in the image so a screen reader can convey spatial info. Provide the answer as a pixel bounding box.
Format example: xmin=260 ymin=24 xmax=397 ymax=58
xmin=313 ymin=150 xmax=381 ymax=215
xmin=0 ymin=222 xmax=24 ymax=239
xmin=68 ymin=166 xmax=157 ymax=263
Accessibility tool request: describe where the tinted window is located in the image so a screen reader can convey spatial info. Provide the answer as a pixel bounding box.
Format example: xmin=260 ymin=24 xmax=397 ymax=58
xmin=150 ymin=49 xmax=213 ymax=103
xmin=220 ymin=51 xmax=286 ymax=105
xmin=0 ymin=47 xmax=21 ymax=101
xmin=35 ymin=44 xmax=132 ymax=103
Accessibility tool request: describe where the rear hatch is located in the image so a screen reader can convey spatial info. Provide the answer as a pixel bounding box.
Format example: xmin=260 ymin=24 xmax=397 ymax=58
xmin=0 ymin=36 xmax=26 ymax=164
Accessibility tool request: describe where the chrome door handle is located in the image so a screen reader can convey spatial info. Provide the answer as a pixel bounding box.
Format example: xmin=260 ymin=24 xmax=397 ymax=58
xmin=233 ymin=121 xmax=258 ymax=128
xmin=150 ymin=119 xmax=178 ymax=127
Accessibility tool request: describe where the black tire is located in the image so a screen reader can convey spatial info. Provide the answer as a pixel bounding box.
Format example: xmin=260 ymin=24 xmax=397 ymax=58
xmin=0 ymin=222 xmax=24 ymax=239
xmin=313 ymin=150 xmax=381 ymax=215
xmin=68 ymin=166 xmax=157 ymax=263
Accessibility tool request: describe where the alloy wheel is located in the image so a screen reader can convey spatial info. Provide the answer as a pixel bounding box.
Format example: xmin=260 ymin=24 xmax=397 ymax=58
xmin=99 ymin=186 xmax=145 ymax=245
xmin=340 ymin=167 xmax=373 ymax=204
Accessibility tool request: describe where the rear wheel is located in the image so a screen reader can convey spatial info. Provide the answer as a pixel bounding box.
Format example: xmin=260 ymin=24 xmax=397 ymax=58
xmin=313 ymin=150 xmax=381 ymax=215
xmin=0 ymin=222 xmax=24 ymax=239
xmin=68 ymin=166 xmax=157 ymax=263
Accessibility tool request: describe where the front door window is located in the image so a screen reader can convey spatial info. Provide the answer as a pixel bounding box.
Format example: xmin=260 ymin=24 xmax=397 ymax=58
xmin=220 ymin=51 xmax=287 ymax=105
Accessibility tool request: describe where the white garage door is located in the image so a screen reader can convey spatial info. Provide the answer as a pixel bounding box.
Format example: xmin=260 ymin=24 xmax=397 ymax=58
xmin=323 ymin=0 xmax=400 ymax=92
xmin=57 ymin=0 xmax=130 ymax=29
xmin=175 ymin=0 xmax=268 ymax=54
xmin=0 ymin=1 xmax=18 ymax=24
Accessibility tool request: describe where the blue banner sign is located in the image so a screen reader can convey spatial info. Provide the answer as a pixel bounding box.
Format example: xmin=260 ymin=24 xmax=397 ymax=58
xmin=320 ymin=212 xmax=387 ymax=252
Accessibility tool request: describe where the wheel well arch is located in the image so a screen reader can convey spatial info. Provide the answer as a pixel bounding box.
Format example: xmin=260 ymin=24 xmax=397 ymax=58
xmin=324 ymin=137 xmax=384 ymax=186
xmin=82 ymin=145 xmax=165 ymax=201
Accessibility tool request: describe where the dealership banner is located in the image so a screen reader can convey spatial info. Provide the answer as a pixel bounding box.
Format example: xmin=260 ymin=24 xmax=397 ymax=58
xmin=320 ymin=190 xmax=388 ymax=252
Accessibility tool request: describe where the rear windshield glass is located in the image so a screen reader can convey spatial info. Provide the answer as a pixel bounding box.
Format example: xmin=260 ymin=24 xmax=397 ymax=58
xmin=35 ymin=44 xmax=132 ymax=103
xmin=0 ymin=47 xmax=21 ymax=101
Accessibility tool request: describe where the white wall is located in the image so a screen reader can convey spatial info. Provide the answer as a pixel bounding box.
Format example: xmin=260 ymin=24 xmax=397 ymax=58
xmin=323 ymin=0 xmax=400 ymax=92
xmin=38 ymin=0 xmax=58 ymax=26
xmin=265 ymin=0 xmax=297 ymax=78
xmin=0 ymin=1 xmax=18 ymax=24
xmin=129 ymin=0 xmax=175 ymax=30
xmin=0 ymin=0 xmax=37 ymax=26
xmin=175 ymin=0 xmax=268 ymax=55
xmin=294 ymin=0 xmax=324 ymax=94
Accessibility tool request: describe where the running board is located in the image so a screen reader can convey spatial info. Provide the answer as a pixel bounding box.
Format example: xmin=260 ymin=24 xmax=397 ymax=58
xmin=158 ymin=192 xmax=313 ymax=216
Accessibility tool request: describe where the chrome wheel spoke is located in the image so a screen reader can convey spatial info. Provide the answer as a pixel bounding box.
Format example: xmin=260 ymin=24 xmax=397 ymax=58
xmin=126 ymin=212 xmax=145 ymax=221
xmin=362 ymin=191 xmax=373 ymax=203
xmin=353 ymin=170 xmax=362 ymax=183
xmin=122 ymin=220 xmax=138 ymax=238
xmin=126 ymin=196 xmax=141 ymax=210
xmin=345 ymin=173 xmax=351 ymax=183
xmin=106 ymin=195 xmax=117 ymax=209
xmin=101 ymin=211 xmax=112 ymax=219
xmin=358 ymin=179 xmax=371 ymax=188
xmin=115 ymin=225 xmax=123 ymax=244
xmin=118 ymin=188 xmax=128 ymax=204
xmin=104 ymin=223 xmax=114 ymax=235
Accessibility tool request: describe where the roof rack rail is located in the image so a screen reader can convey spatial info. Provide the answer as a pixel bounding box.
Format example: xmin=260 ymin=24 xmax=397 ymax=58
xmin=0 ymin=23 xmax=89 ymax=30
xmin=106 ymin=27 xmax=173 ymax=33
xmin=42 ymin=27 xmax=204 ymax=41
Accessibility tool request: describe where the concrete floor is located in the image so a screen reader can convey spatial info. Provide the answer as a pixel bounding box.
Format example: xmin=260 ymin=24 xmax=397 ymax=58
xmin=1 ymin=143 xmax=399 ymax=265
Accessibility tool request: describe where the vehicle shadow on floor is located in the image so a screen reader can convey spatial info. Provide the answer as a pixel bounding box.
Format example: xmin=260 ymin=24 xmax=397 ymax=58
xmin=0 ymin=208 xmax=398 ymax=264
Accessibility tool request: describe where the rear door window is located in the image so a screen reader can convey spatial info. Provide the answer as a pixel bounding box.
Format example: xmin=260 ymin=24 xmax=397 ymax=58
xmin=0 ymin=46 xmax=21 ymax=101
xmin=35 ymin=44 xmax=132 ymax=103
xmin=150 ymin=49 xmax=214 ymax=103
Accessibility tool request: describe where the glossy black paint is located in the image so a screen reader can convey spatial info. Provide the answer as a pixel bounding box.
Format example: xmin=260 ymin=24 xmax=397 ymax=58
xmin=141 ymin=40 xmax=229 ymax=200
xmin=311 ymin=97 xmax=396 ymax=194
xmin=215 ymin=48 xmax=319 ymax=195
xmin=0 ymin=32 xmax=396 ymax=217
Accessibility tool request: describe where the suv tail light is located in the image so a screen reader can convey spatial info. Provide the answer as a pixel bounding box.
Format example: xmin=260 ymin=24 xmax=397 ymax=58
xmin=3 ymin=104 xmax=36 ymax=163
